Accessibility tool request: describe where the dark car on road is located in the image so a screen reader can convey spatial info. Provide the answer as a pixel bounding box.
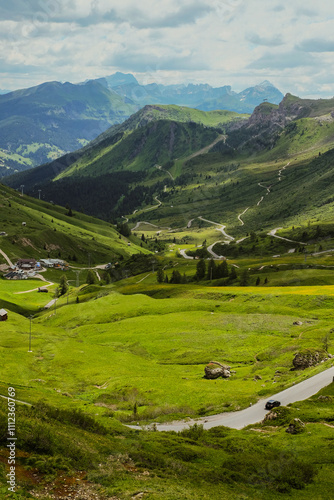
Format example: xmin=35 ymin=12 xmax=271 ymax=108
xmin=265 ymin=400 xmax=281 ymax=410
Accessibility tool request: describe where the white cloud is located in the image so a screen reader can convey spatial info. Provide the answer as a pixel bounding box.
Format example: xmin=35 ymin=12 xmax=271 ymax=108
xmin=0 ymin=0 xmax=334 ymax=98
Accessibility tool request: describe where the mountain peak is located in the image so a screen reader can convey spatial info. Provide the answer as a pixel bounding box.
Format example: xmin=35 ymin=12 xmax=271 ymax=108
xmin=258 ymin=80 xmax=274 ymax=87
xmin=105 ymin=72 xmax=139 ymax=88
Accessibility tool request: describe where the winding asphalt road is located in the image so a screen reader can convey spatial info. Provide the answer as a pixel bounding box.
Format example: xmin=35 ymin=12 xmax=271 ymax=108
xmin=128 ymin=366 xmax=334 ymax=432
xmin=238 ymin=207 xmax=249 ymax=226
xmin=268 ymin=228 xmax=307 ymax=245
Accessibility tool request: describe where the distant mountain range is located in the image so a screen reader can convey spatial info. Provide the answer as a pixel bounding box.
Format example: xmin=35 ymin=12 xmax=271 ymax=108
xmin=92 ymin=73 xmax=283 ymax=113
xmin=0 ymin=74 xmax=283 ymax=176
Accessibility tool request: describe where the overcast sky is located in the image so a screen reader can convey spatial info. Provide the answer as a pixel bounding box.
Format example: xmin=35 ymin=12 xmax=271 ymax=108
xmin=1 ymin=0 xmax=334 ymax=97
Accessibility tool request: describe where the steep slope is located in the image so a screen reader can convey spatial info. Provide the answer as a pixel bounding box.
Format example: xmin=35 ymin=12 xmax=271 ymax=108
xmin=55 ymin=119 xmax=220 ymax=179
xmin=214 ymin=93 xmax=334 ymax=156
xmin=0 ymin=80 xmax=138 ymax=175
xmin=0 ymin=184 xmax=146 ymax=265
xmin=3 ymin=105 xmax=243 ymax=219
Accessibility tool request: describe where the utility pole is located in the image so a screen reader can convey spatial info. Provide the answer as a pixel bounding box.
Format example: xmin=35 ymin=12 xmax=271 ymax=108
xmin=75 ymin=270 xmax=80 ymax=287
xmin=38 ymin=189 xmax=41 ymax=200
xmin=20 ymin=185 xmax=25 ymax=196
xmin=28 ymin=315 xmax=33 ymax=352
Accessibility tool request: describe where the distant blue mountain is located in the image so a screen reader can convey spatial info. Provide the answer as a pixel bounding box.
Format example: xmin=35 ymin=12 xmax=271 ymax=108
xmin=91 ymin=73 xmax=284 ymax=113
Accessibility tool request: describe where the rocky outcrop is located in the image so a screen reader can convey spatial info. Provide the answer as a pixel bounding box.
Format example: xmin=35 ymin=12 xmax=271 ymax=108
xmin=286 ymin=418 xmax=305 ymax=434
xmin=204 ymin=361 xmax=231 ymax=379
xmin=262 ymin=411 xmax=278 ymax=422
xmin=292 ymin=349 xmax=328 ymax=370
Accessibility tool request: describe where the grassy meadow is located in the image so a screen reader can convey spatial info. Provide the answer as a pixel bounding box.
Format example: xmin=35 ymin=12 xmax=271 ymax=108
xmin=1 ymin=280 xmax=333 ymax=421
xmin=0 ymin=276 xmax=334 ymax=499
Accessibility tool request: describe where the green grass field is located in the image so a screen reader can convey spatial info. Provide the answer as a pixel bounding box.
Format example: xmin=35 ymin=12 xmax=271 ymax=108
xmin=0 ymin=277 xmax=334 ymax=499
xmin=0 ymin=183 xmax=148 ymax=266
xmin=1 ymin=281 xmax=333 ymax=421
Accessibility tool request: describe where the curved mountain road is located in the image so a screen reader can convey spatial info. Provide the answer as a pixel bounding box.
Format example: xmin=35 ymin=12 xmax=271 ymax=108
xmin=128 ymin=366 xmax=334 ymax=432
xmin=143 ymin=196 xmax=162 ymax=212
xmin=238 ymin=207 xmax=249 ymax=226
xmin=198 ymin=216 xmax=234 ymax=242
xmin=207 ymin=241 xmax=225 ymax=259
xmin=179 ymin=249 xmax=194 ymax=260
xmin=268 ymin=227 xmax=307 ymax=245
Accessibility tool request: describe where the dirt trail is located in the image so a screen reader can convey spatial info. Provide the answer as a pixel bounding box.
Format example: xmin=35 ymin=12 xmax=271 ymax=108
xmin=14 ymin=280 xmax=54 ymax=294
xmin=258 ymin=182 xmax=271 ymax=195
xmin=0 ymin=248 xmax=13 ymax=267
xmin=44 ymin=298 xmax=57 ymax=309
xmin=132 ymin=221 xmax=171 ymax=231
xmin=184 ymin=134 xmax=226 ymax=162
xmin=136 ymin=273 xmax=153 ymax=283
xmin=278 ymin=161 xmax=290 ymax=181
xmin=0 ymin=394 xmax=31 ymax=406
xmin=155 ymin=164 xmax=175 ymax=181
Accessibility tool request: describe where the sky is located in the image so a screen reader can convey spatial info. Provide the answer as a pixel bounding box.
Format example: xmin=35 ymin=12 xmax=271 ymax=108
xmin=1 ymin=0 xmax=334 ymax=97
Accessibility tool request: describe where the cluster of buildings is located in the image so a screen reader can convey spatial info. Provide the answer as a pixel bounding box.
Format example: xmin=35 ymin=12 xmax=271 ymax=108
xmin=4 ymin=258 xmax=68 ymax=280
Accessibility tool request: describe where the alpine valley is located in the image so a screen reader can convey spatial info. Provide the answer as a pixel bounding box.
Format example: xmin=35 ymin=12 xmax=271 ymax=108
xmin=1 ymin=86 xmax=334 ymax=500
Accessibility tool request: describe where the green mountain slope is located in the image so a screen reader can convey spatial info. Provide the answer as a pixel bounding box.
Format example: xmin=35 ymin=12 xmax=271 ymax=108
xmin=4 ymin=95 xmax=334 ymax=236
xmin=0 ymin=184 xmax=147 ymax=266
xmin=56 ymin=120 xmax=220 ymax=179
xmin=3 ymin=105 xmax=244 ymax=220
